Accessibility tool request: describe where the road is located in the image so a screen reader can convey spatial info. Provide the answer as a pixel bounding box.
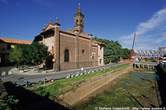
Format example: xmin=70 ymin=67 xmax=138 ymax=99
xmin=0 ymin=63 xmax=119 ymax=86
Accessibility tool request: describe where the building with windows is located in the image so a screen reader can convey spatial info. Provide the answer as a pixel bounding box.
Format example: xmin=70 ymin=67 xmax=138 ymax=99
xmin=34 ymin=4 xmax=104 ymax=71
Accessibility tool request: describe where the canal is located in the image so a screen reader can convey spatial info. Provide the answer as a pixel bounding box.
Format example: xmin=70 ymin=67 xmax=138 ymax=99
xmin=74 ymin=71 xmax=162 ymax=110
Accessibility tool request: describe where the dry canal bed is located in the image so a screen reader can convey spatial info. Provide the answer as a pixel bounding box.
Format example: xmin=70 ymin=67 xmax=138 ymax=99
xmin=74 ymin=71 xmax=159 ymax=110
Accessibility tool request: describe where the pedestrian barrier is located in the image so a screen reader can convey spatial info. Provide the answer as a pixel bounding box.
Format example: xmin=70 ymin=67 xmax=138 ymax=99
xmin=70 ymin=74 xmax=74 ymax=78
xmin=7 ymin=64 xmax=117 ymax=86
xmin=75 ymin=74 xmax=79 ymax=77
xmin=83 ymin=72 xmax=87 ymax=75
xmin=66 ymin=75 xmax=70 ymax=79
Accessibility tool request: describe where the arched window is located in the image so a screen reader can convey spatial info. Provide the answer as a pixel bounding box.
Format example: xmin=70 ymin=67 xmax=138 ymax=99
xmin=75 ymin=19 xmax=79 ymax=25
xmin=82 ymin=49 xmax=85 ymax=54
xmin=64 ymin=49 xmax=69 ymax=62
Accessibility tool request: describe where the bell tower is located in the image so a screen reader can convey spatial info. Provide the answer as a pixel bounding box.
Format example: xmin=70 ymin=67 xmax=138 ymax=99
xmin=74 ymin=3 xmax=84 ymax=33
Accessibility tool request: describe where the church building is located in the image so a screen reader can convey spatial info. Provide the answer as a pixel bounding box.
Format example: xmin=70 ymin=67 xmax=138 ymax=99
xmin=34 ymin=4 xmax=104 ymax=71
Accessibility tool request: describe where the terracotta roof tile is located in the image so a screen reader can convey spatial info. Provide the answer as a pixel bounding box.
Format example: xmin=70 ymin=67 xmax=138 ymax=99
xmin=0 ymin=37 xmax=32 ymax=44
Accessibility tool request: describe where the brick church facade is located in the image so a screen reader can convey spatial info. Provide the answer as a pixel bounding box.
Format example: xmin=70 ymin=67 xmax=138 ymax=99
xmin=34 ymin=4 xmax=104 ymax=71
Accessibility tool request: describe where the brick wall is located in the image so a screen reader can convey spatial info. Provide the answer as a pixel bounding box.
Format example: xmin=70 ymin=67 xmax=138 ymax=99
xmin=59 ymin=33 xmax=77 ymax=70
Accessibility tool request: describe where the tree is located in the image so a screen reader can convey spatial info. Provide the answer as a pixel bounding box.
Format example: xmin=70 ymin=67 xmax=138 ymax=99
xmin=120 ymin=48 xmax=130 ymax=59
xmin=29 ymin=42 xmax=49 ymax=65
xmin=9 ymin=45 xmax=23 ymax=67
xmin=93 ymin=37 xmax=130 ymax=64
xmin=9 ymin=42 xmax=49 ymax=67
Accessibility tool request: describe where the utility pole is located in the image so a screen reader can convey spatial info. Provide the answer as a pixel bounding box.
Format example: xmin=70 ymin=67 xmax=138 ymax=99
xmin=132 ymin=32 xmax=136 ymax=50
xmin=130 ymin=32 xmax=136 ymax=60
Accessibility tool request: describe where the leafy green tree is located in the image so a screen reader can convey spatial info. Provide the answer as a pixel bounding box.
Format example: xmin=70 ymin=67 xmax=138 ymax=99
xmin=29 ymin=42 xmax=49 ymax=65
xmin=93 ymin=37 xmax=130 ymax=64
xmin=9 ymin=42 xmax=49 ymax=67
xmin=120 ymin=48 xmax=130 ymax=59
xmin=9 ymin=45 xmax=23 ymax=67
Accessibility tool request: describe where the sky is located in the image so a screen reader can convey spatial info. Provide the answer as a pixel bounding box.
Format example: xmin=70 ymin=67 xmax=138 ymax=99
xmin=0 ymin=0 xmax=166 ymax=50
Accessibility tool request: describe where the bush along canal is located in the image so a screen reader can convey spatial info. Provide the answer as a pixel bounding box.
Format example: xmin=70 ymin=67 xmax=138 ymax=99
xmin=74 ymin=70 xmax=162 ymax=110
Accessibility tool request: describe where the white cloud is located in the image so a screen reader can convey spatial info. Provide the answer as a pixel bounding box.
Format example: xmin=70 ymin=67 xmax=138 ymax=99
xmin=120 ymin=8 xmax=166 ymax=50
xmin=136 ymin=8 xmax=166 ymax=36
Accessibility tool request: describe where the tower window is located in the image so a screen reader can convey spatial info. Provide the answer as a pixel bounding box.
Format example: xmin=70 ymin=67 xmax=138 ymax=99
xmin=76 ymin=19 xmax=79 ymax=25
xmin=64 ymin=49 xmax=69 ymax=62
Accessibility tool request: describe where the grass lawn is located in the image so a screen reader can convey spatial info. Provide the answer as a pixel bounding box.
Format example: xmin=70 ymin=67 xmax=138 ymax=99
xmin=29 ymin=64 xmax=129 ymax=99
xmin=74 ymin=71 xmax=158 ymax=110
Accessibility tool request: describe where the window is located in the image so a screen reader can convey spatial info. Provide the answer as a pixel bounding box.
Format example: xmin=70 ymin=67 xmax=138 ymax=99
xmin=100 ymin=59 xmax=102 ymax=64
xmin=82 ymin=49 xmax=85 ymax=54
xmin=76 ymin=19 xmax=79 ymax=25
xmin=64 ymin=49 xmax=69 ymax=62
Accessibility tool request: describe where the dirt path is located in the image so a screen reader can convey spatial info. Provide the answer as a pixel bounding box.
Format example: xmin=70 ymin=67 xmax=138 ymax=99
xmin=57 ymin=65 xmax=133 ymax=106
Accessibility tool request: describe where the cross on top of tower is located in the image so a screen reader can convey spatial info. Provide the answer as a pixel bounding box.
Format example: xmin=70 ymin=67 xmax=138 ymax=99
xmin=78 ymin=2 xmax=80 ymax=9
xmin=75 ymin=2 xmax=84 ymax=17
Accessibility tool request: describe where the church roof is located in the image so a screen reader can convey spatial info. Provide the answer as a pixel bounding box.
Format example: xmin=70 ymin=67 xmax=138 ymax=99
xmin=42 ymin=22 xmax=55 ymax=32
xmin=0 ymin=37 xmax=32 ymax=44
xmin=75 ymin=10 xmax=84 ymax=17
xmin=34 ymin=28 xmax=54 ymax=41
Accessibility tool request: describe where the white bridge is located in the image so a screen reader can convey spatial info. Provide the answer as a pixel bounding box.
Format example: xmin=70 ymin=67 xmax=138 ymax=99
xmin=135 ymin=49 xmax=166 ymax=58
xmin=133 ymin=62 xmax=158 ymax=70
